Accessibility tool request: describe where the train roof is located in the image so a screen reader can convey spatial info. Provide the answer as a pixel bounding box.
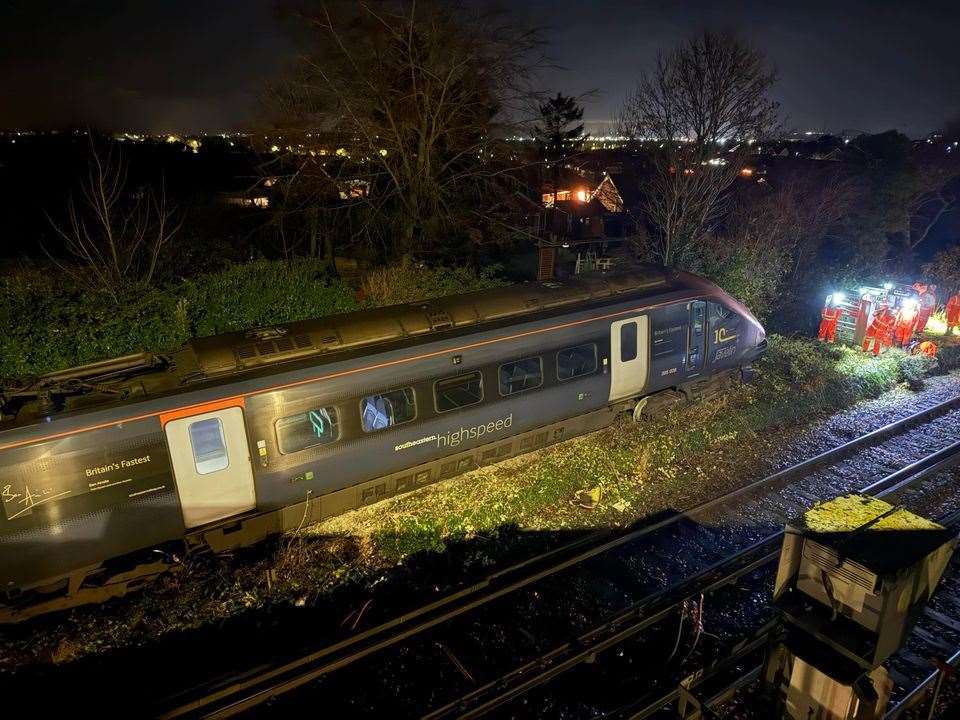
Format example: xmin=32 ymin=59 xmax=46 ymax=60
xmin=186 ymin=267 xmax=672 ymax=377
xmin=1 ymin=267 xmax=691 ymax=428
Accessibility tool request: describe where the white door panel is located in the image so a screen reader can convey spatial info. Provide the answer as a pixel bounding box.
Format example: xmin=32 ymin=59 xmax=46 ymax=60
xmin=165 ymin=406 xmax=256 ymax=528
xmin=609 ymin=315 xmax=649 ymax=401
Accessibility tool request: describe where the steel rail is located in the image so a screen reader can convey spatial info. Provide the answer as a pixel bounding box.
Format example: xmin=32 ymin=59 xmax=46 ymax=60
xmin=885 ymin=646 xmax=960 ymax=719
xmin=425 ymin=442 xmax=960 ymax=720
xmin=614 ymin=508 xmax=960 ymax=720
xmin=156 ymin=394 xmax=960 ymax=719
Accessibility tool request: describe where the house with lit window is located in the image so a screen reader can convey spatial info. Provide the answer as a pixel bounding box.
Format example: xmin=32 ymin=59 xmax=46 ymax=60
xmin=532 ymin=168 xmax=642 ymax=280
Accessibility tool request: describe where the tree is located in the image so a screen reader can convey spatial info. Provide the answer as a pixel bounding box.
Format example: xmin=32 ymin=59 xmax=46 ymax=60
xmin=901 ymin=146 xmax=960 ymax=255
xmin=47 ymin=136 xmax=181 ymax=302
xmin=619 ymin=30 xmax=778 ymax=266
xmin=533 ymin=92 xmax=586 ymax=165
xmin=845 ymin=129 xmax=960 ymax=263
xmin=267 ymin=0 xmax=543 ymax=261
xmin=696 ymin=168 xmax=856 ymax=321
xmin=922 ymin=246 xmax=960 ymax=298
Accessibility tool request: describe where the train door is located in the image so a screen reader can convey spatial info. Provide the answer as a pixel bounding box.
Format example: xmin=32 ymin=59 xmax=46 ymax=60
xmin=164 ymin=406 xmax=256 ymax=528
xmin=686 ymin=300 xmax=706 ymax=376
xmin=609 ymin=316 xmax=649 ymax=401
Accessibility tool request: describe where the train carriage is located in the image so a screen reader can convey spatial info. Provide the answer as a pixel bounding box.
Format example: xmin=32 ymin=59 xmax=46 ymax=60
xmin=0 ymin=267 xmax=765 ymax=620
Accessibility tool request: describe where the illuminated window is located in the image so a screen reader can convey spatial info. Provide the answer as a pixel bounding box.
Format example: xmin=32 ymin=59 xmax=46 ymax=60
xmin=188 ymin=418 xmax=229 ymax=474
xmin=555 ymin=190 xmax=571 ymax=202
xmin=434 ymin=372 xmax=484 ymax=413
xmin=557 ymin=343 xmax=598 ymax=381
xmin=499 ymin=358 xmax=543 ymax=396
xmin=361 ymin=388 xmax=416 ymax=432
xmin=620 ymin=322 xmax=638 ymax=362
xmin=275 ymin=407 xmax=339 ymax=454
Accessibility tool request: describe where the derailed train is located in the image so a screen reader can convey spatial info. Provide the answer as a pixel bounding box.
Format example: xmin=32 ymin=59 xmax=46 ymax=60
xmin=0 ymin=267 xmax=765 ymax=620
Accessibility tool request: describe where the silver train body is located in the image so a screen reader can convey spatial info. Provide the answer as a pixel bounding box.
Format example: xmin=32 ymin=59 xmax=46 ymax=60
xmin=0 ymin=268 xmax=765 ymax=619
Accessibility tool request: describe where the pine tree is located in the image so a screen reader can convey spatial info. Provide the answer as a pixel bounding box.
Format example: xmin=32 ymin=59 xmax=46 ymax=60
xmin=533 ymin=93 xmax=586 ymax=165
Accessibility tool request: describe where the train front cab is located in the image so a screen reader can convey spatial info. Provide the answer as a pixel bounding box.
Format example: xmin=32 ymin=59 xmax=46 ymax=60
xmin=160 ymin=400 xmax=257 ymax=529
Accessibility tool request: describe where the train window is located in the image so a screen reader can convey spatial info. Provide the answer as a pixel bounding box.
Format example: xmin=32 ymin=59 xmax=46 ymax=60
xmin=691 ymin=303 xmax=706 ymax=335
xmin=188 ymin=417 xmax=229 ymax=474
xmin=620 ymin=322 xmax=638 ymax=362
xmin=557 ymin=343 xmax=598 ymax=381
xmin=275 ymin=407 xmax=339 ymax=454
xmin=434 ymin=371 xmax=484 ymax=413
xmin=499 ymin=357 xmax=543 ymax=396
xmin=360 ymin=387 xmax=416 ymax=432
xmin=711 ymin=302 xmax=734 ymax=321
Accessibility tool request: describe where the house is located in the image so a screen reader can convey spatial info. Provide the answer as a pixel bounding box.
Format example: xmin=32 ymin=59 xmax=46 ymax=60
xmin=532 ymin=168 xmax=641 ymax=280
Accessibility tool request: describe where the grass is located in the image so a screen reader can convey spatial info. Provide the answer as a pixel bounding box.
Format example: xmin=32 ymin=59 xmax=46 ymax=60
xmin=0 ymin=334 xmax=953 ymax=670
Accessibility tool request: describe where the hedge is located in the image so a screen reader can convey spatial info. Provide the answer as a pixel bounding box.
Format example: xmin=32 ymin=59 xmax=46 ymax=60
xmin=0 ymin=259 xmax=511 ymax=380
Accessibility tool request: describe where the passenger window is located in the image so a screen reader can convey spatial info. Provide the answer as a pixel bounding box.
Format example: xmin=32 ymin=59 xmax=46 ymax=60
xmin=275 ymin=407 xmax=339 ymax=454
xmin=188 ymin=417 xmax=229 ymax=474
xmin=499 ymin=358 xmax=543 ymax=395
xmin=620 ymin=322 xmax=638 ymax=362
xmin=361 ymin=387 xmax=416 ymax=432
xmin=435 ymin=372 xmax=483 ymax=413
xmin=557 ymin=343 xmax=598 ymax=381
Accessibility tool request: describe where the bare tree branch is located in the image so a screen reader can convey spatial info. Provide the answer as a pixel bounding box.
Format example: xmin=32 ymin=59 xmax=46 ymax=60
xmin=46 ymin=134 xmax=181 ymax=300
xmin=620 ymin=30 xmax=778 ymax=267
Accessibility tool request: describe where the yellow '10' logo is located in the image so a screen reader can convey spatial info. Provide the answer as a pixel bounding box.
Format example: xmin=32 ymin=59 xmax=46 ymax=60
xmin=715 ymin=327 xmax=738 ymax=344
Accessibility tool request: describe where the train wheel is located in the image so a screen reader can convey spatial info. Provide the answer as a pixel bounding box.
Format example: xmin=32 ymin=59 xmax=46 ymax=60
xmin=632 ymin=397 xmax=649 ymax=422
xmin=633 ymin=390 xmax=686 ymax=422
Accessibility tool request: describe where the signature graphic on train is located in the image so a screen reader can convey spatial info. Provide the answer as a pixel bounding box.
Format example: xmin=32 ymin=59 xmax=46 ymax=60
xmin=2 ymin=483 xmax=73 ymax=520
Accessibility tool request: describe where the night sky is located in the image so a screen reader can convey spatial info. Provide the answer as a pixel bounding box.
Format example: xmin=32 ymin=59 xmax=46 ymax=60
xmin=2 ymin=0 xmax=958 ymax=136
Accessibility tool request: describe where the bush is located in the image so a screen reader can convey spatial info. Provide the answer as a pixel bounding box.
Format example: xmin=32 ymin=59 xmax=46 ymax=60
xmin=757 ymin=334 xmax=842 ymax=390
xmin=935 ymin=344 xmax=960 ymax=374
xmin=694 ymin=233 xmax=790 ymax=323
xmin=0 ymin=258 xmax=508 ymax=380
xmin=0 ymin=271 xmax=188 ymax=379
xmin=360 ymin=256 xmax=508 ymax=307
xmin=897 ymin=353 xmax=937 ymax=389
xmin=182 ymin=260 xmax=358 ymax=338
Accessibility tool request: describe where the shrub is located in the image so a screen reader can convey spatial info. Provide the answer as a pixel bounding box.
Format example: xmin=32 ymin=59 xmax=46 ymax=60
xmin=757 ymin=334 xmax=841 ymax=390
xmin=694 ymin=230 xmax=791 ymax=323
xmin=0 ymin=258 xmax=509 ymax=380
xmin=935 ymin=344 xmax=960 ymax=374
xmin=360 ymin=256 xmax=508 ymax=308
xmin=0 ymin=271 xmax=188 ymax=379
xmin=898 ymin=353 xmax=937 ymax=389
xmin=181 ymin=260 xmax=358 ymax=338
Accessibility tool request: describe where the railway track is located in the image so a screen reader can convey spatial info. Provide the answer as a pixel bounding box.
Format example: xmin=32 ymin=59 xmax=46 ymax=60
xmin=156 ymin=394 xmax=960 ymax=719
xmin=422 ymin=443 xmax=960 ymax=720
xmin=586 ymin=503 xmax=960 ymax=720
